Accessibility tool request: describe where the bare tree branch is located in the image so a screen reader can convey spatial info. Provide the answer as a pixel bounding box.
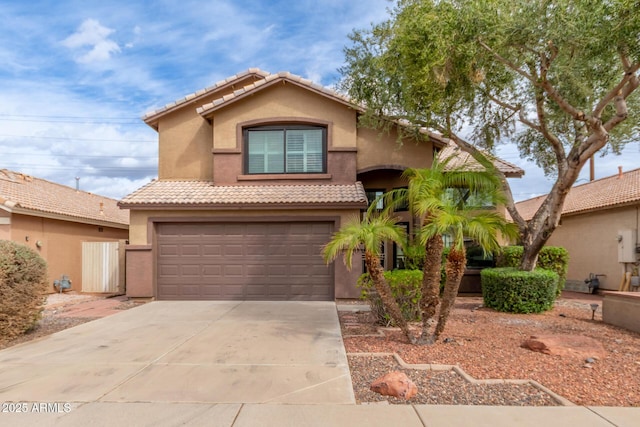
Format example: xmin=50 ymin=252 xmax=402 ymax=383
xmin=517 ymin=109 xmax=541 ymax=132
xmin=533 ymin=87 xmax=567 ymax=174
xmin=478 ymin=39 xmax=535 ymax=82
xmin=482 ymin=89 xmax=520 ymax=112
xmin=594 ymin=62 xmax=640 ymax=117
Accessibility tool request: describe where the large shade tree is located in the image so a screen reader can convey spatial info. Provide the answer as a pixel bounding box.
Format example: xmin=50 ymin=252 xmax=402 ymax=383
xmin=340 ymin=0 xmax=640 ymax=270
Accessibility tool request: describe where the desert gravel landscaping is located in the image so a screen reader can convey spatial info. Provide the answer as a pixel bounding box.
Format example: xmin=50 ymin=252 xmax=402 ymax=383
xmin=340 ymin=293 xmax=640 ymax=406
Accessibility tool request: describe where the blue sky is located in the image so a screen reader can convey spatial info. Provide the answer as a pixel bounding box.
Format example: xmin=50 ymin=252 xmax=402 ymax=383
xmin=1 ymin=0 xmax=638 ymax=201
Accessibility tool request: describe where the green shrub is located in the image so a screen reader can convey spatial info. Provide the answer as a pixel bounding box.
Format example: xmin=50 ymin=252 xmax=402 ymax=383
xmin=402 ymin=243 xmax=426 ymax=270
xmin=481 ymin=267 xmax=558 ymax=313
xmin=0 ymin=240 xmax=48 ymax=340
xmin=496 ymin=246 xmax=569 ymax=296
xmin=357 ymin=269 xmax=423 ymax=325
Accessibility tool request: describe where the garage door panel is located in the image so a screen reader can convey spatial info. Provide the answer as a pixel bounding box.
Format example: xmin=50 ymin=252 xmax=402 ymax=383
xmin=202 ymin=265 xmax=222 ymax=276
xmin=224 ymin=245 xmax=244 ymax=256
xmin=246 ymin=265 xmax=267 ymax=276
xmin=157 ymin=222 xmax=333 ymax=300
xmin=181 ymin=245 xmax=201 ymax=256
xmin=224 ymin=265 xmax=244 ymax=277
xmin=202 ymin=244 xmax=222 ymax=256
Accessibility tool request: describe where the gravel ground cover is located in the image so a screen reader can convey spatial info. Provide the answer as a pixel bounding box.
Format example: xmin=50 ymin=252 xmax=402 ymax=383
xmin=0 ymin=294 xmax=136 ymax=351
xmin=340 ymin=295 xmax=640 ymax=406
xmin=348 ymin=354 xmax=560 ymax=405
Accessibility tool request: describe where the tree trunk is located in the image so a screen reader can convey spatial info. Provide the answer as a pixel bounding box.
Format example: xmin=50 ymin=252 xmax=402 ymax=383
xmin=364 ymin=251 xmax=415 ymax=344
xmin=517 ymin=166 xmax=581 ymax=271
xmin=432 ymin=246 xmax=466 ymax=342
xmin=418 ymin=234 xmax=444 ymax=344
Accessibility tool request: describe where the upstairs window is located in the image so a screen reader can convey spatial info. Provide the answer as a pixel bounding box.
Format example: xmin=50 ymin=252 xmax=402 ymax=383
xmin=244 ymin=125 xmax=326 ymax=174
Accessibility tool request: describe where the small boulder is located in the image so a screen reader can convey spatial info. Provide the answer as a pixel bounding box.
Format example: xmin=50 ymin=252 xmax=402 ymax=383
xmin=370 ymin=371 xmax=418 ymax=400
xmin=521 ymin=334 xmax=606 ymax=359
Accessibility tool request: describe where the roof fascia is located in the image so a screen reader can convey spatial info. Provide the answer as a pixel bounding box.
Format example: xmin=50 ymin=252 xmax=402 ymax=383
xmin=118 ymin=201 xmax=367 ymax=210
xmin=143 ymin=70 xmax=269 ymax=130
xmin=197 ymin=76 xmax=360 ymax=118
xmin=10 ymin=206 xmax=129 ymax=229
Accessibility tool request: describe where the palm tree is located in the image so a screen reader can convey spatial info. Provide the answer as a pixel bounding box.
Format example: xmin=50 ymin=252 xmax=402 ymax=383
xmin=322 ymin=212 xmax=415 ymax=344
xmin=385 ymin=157 xmax=517 ymax=344
xmin=423 ymin=207 xmax=517 ymax=342
xmin=384 ymin=168 xmax=446 ymax=344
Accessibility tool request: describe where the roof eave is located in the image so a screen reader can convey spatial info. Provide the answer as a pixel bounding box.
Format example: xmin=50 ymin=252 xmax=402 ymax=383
xmin=561 ymin=199 xmax=640 ymax=218
xmin=143 ymin=69 xmax=271 ymax=129
xmin=10 ymin=206 xmax=129 ymax=229
xmin=118 ymin=201 xmax=367 ymax=210
xmin=197 ymin=76 xmax=360 ymax=118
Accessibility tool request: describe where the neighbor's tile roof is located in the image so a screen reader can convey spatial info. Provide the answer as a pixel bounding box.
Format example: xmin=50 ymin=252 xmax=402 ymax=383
xmin=119 ymin=180 xmax=368 ymax=207
xmin=515 ymin=167 xmax=640 ymax=220
xmin=438 ymin=143 xmax=524 ymax=177
xmin=0 ymin=169 xmax=129 ymax=226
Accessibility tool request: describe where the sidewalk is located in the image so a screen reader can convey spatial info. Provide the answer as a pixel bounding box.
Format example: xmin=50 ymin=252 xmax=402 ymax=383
xmin=1 ymin=402 xmax=638 ymax=426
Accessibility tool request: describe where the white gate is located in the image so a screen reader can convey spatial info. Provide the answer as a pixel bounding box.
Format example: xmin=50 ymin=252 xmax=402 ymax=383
xmin=82 ymin=242 xmax=120 ymax=293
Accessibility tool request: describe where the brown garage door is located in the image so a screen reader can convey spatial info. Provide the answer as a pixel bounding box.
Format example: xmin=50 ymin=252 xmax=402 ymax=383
xmin=156 ymin=222 xmax=334 ymax=300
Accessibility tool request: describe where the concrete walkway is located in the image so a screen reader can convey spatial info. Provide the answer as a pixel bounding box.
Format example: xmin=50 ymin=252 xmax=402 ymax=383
xmin=1 ymin=402 xmax=638 ymax=426
xmin=1 ymin=299 xmax=638 ymax=426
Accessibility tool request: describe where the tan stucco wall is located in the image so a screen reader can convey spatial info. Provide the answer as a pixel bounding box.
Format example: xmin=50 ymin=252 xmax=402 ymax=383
xmin=127 ymin=208 xmax=363 ymax=299
xmin=546 ymin=205 xmax=640 ymax=290
xmin=9 ymin=214 xmax=128 ymax=293
xmin=357 ymin=126 xmax=434 ymax=172
xmin=158 ymin=106 xmax=213 ymax=180
xmin=212 ymin=84 xmax=357 ymax=151
xmin=0 ymin=209 xmax=10 ymax=240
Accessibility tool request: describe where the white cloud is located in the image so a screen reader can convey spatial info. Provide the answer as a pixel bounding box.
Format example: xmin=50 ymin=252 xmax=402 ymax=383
xmin=62 ymin=19 xmax=121 ymax=64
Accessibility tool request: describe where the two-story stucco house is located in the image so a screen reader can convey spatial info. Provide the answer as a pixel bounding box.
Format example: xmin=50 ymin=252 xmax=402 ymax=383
xmin=120 ymin=69 xmax=522 ymax=301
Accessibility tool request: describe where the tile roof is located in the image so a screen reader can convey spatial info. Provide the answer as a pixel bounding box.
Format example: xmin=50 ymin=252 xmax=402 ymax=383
xmin=143 ymin=68 xmax=270 ymax=126
xmin=142 ymin=68 xmax=452 ymax=149
xmin=119 ymin=180 xmax=368 ymax=208
xmin=196 ymin=71 xmax=356 ymax=116
xmin=515 ymin=167 xmax=640 ymax=220
xmin=438 ymin=143 xmax=524 ymax=177
xmin=0 ymin=169 xmax=129 ymax=227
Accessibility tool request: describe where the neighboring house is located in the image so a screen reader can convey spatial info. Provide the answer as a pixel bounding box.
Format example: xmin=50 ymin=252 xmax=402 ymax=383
xmin=515 ymin=167 xmax=640 ymax=291
xmin=0 ymin=169 xmax=129 ymax=293
xmin=120 ymin=69 xmax=522 ymax=301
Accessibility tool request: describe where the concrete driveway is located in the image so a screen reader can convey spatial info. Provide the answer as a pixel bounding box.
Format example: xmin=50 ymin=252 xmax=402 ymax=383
xmin=0 ymin=301 xmax=354 ymax=405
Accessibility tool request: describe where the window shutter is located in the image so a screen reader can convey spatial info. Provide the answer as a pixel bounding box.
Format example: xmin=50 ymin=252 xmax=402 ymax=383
xmin=286 ymin=129 xmax=323 ymax=173
xmin=248 ymin=130 xmax=284 ymax=173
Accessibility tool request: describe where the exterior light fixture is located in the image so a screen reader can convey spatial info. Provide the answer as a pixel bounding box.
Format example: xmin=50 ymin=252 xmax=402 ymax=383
xmin=590 ymin=303 xmax=599 ymax=320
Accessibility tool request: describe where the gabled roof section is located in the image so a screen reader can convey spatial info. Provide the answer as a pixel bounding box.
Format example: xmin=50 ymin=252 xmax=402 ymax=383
xmin=0 ymin=169 xmax=129 ymax=228
xmin=119 ymin=180 xmax=367 ymax=209
xmin=196 ymin=71 xmax=356 ymax=117
xmin=438 ymin=143 xmax=525 ymax=178
xmin=515 ymin=167 xmax=640 ymax=220
xmin=143 ymin=68 xmax=270 ymax=130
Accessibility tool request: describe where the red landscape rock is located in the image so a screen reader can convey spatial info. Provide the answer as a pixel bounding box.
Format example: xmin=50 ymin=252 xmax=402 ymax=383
xmin=370 ymin=371 xmax=418 ymax=400
xmin=521 ymin=334 xmax=607 ymax=359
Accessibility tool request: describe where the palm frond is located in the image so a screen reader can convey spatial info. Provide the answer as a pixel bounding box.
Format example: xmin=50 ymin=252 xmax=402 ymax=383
xmin=322 ymin=212 xmax=407 ymax=270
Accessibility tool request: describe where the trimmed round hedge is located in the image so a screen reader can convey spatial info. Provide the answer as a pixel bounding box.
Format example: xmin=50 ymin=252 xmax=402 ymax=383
xmin=496 ymin=246 xmax=568 ymax=296
xmin=481 ymin=267 xmax=558 ymax=313
xmin=0 ymin=240 xmax=48 ymax=340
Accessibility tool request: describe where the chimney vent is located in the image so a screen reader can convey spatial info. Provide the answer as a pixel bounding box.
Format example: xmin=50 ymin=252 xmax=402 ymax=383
xmin=618 ymin=166 xmax=623 ymax=179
